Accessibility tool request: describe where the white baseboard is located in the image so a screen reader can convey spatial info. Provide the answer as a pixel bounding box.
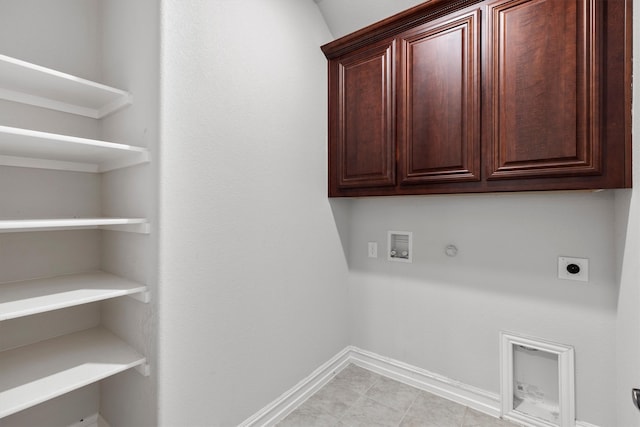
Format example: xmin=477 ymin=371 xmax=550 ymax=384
xmin=237 ymin=346 xmax=601 ymax=427
xmin=239 ymin=346 xmax=498 ymax=426
xmin=238 ymin=347 xmax=353 ymax=427
xmin=63 ymin=354 xmax=601 ymax=427
xmin=348 ymin=346 xmax=501 ymax=418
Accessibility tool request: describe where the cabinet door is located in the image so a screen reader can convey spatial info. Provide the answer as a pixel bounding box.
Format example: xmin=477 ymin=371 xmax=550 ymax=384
xmin=398 ymin=9 xmax=481 ymax=185
xmin=329 ymin=40 xmax=396 ymax=190
xmin=487 ymin=0 xmax=600 ymax=180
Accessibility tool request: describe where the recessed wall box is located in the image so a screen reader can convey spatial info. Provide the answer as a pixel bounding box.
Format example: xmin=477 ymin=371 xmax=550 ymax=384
xmin=500 ymin=332 xmax=575 ymax=427
xmin=387 ymin=231 xmax=412 ymax=263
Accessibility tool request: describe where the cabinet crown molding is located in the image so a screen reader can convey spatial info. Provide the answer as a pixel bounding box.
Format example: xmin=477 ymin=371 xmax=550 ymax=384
xmin=321 ymin=0 xmax=483 ymax=59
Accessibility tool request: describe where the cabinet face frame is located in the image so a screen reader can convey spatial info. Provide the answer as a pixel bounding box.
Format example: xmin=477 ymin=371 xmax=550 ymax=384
xmin=486 ymin=0 xmax=601 ymax=180
xmin=398 ymin=8 xmax=481 ymax=185
xmin=329 ymin=39 xmax=397 ymax=190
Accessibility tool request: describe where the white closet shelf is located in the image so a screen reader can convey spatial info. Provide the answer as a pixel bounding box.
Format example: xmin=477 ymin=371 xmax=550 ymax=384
xmin=0 ymin=271 xmax=148 ymax=321
xmin=0 ymin=218 xmax=149 ymax=233
xmin=0 ymin=54 xmax=132 ymax=119
xmin=0 ymin=125 xmax=149 ymax=172
xmin=0 ymin=327 xmax=147 ymax=418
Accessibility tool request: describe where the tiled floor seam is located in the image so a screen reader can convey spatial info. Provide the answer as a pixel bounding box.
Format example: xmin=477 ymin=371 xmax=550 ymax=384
xmin=331 ymin=386 xmax=369 ymax=426
xmin=460 ymin=407 xmax=470 ymax=427
xmin=361 ymin=374 xmax=419 ymax=427
xmin=340 ymin=392 xmax=379 ymax=426
xmin=394 ymin=391 xmax=421 ymax=427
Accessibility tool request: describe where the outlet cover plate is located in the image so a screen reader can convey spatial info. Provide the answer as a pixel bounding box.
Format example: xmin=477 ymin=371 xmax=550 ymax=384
xmin=558 ymin=256 xmax=589 ymax=282
xmin=367 ymin=242 xmax=378 ymax=258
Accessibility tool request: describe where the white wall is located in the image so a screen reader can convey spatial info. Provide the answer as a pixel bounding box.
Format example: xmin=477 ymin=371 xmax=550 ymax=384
xmin=347 ymin=192 xmax=617 ymax=426
xmin=157 ymin=1 xmax=350 ymax=425
xmin=0 ymin=0 xmax=100 ymax=79
xmin=98 ymin=0 xmax=159 ymax=426
xmin=614 ymin=2 xmax=640 ymax=425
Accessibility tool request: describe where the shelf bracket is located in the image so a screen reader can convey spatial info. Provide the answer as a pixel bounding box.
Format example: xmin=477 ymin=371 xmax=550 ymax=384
xmin=97 ymin=93 xmax=133 ymax=119
xmin=98 ymin=151 xmax=150 ymax=173
xmin=135 ymin=362 xmax=151 ymax=377
xmin=99 ymin=223 xmax=150 ymax=234
xmin=128 ymin=290 xmax=151 ymax=304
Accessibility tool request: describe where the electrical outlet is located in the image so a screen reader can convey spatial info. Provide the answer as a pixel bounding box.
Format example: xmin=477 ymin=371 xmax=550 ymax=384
xmin=367 ymin=242 xmax=378 ymax=258
xmin=558 ymin=256 xmax=589 ymax=282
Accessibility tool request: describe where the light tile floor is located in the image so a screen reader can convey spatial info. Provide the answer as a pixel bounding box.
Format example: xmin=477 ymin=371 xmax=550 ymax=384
xmin=276 ymin=364 xmax=521 ymax=427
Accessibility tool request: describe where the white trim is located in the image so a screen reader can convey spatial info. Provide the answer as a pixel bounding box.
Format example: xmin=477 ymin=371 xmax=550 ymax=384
xmin=500 ymin=332 xmax=575 ymax=427
xmin=241 ymin=346 xmax=599 ymax=427
xmin=348 ymin=346 xmax=501 ymax=417
xmin=239 ymin=346 xmax=498 ymax=426
xmin=238 ymin=347 xmax=352 ymax=427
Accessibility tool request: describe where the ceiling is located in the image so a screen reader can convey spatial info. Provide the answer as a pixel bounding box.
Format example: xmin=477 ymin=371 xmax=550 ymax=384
xmin=314 ymin=0 xmax=428 ymax=38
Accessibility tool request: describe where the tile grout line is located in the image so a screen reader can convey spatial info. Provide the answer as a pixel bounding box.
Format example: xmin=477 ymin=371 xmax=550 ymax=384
xmin=333 ymin=368 xmax=382 ymax=426
xmin=342 ymin=367 xmax=418 ymax=427
xmin=342 ymin=371 xmax=383 ymax=426
xmin=460 ymin=406 xmax=469 ymax=427
xmin=394 ymin=389 xmax=421 ymax=427
xmin=362 ymin=371 xmax=416 ymax=427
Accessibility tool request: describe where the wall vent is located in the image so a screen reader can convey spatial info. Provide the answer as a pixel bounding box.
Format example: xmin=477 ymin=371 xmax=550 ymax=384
xmin=500 ymin=332 xmax=575 ymax=427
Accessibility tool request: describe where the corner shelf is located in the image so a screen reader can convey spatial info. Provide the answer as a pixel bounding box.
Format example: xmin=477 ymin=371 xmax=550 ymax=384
xmin=0 ymin=54 xmax=132 ymax=119
xmin=0 ymin=272 xmax=148 ymax=321
xmin=0 ymin=327 xmax=147 ymax=418
xmin=0 ymin=125 xmax=149 ymax=172
xmin=0 ymin=48 xmax=149 ymax=423
xmin=0 ymin=218 xmax=149 ymax=234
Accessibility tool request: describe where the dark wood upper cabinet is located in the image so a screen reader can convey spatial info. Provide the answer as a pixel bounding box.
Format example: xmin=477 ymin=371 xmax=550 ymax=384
xmin=486 ymin=0 xmax=600 ymax=180
xmin=398 ymin=9 xmax=481 ymax=185
xmin=330 ymin=39 xmax=396 ymax=189
xmin=321 ymin=0 xmax=631 ymax=197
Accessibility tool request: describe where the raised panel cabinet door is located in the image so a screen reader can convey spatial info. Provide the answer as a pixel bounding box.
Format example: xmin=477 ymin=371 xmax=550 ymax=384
xmin=487 ymin=0 xmax=600 ymax=180
xmin=398 ymin=9 xmax=481 ymax=185
xmin=329 ymin=40 xmax=396 ymax=190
